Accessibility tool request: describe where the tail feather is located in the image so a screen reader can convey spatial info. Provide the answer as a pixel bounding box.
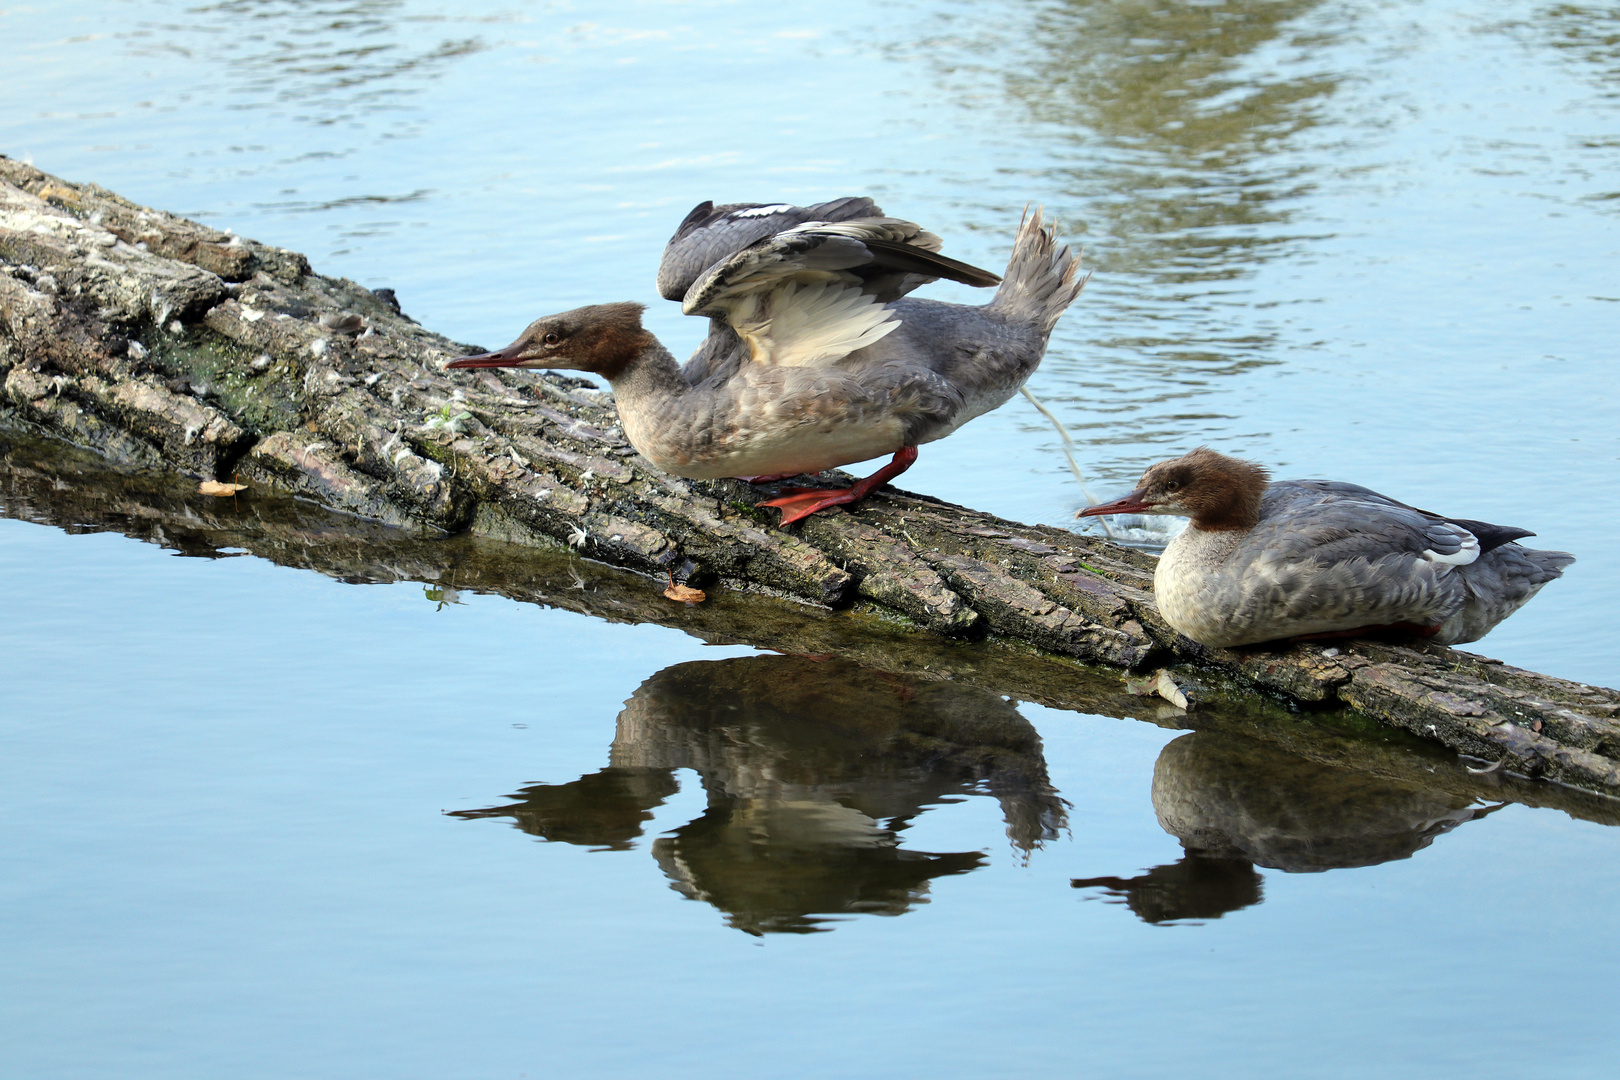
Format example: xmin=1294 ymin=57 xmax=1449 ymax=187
xmin=987 ymin=206 xmax=1087 ymax=334
xmin=1439 ymin=544 xmax=1575 ymax=645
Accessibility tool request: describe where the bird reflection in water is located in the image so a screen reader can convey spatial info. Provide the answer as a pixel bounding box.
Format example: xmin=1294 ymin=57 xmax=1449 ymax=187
xmin=452 ymin=655 xmax=1068 ymax=934
xmin=1071 ymin=731 xmax=1504 ymax=924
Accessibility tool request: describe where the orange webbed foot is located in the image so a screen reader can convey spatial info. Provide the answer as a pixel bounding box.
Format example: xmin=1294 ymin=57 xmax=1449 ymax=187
xmin=756 ymin=446 xmax=919 ymax=527
xmin=758 ymin=487 xmax=863 ymax=525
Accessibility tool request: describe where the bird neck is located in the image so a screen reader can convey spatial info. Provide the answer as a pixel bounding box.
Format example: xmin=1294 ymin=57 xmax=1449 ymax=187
xmin=1189 ymin=499 xmax=1261 ymax=533
xmin=602 ymin=336 xmax=689 ymax=410
xmin=1187 ymin=471 xmax=1266 ymax=533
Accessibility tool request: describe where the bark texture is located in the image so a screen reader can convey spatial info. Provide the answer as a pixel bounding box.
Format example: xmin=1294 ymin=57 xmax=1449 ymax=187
xmin=3 ymin=158 xmax=1617 ymax=797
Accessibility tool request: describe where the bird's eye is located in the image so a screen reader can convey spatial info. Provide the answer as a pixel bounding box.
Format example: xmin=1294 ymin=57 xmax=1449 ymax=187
xmin=1163 ymin=480 xmax=1181 ymax=492
xmin=543 ymin=331 xmax=561 ymax=346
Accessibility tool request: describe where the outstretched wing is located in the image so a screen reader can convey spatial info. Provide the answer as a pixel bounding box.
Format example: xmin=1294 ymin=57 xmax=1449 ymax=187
xmin=656 ymin=198 xmax=883 ymax=302
xmin=680 ymin=218 xmax=1001 ymax=368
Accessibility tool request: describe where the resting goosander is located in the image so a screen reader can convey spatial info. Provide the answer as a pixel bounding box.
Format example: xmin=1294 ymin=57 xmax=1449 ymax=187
xmin=1079 ymin=447 xmax=1574 ymax=648
xmin=447 ymin=198 xmax=1086 ymax=524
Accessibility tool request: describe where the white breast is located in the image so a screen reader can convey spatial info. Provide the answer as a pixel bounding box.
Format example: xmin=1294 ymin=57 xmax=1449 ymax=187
xmin=1153 ymin=527 xmax=1248 ymax=646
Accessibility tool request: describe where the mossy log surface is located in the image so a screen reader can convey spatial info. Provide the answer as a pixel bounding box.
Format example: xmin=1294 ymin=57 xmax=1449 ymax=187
xmin=4 ymin=158 xmax=1617 ymax=798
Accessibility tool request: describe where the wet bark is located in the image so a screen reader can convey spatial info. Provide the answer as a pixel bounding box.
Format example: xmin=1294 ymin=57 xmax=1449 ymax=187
xmin=4 ymin=158 xmax=1617 ymax=797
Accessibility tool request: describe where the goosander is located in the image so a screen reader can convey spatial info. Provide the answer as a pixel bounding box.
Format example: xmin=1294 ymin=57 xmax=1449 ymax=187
xmin=447 ymin=199 xmax=1086 ymax=524
xmin=1079 ymin=447 xmax=1574 ymax=647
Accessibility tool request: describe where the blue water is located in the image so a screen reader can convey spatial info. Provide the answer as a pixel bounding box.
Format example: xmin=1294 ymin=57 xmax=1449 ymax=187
xmin=4 ymin=1 xmax=1619 ymax=1076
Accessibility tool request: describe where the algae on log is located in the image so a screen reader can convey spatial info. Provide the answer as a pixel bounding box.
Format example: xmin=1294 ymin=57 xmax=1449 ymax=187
xmin=3 ymin=158 xmax=1617 ymax=796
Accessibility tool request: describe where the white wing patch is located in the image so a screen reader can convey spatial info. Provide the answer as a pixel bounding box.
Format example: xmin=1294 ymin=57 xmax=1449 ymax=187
xmin=732 ymin=204 xmax=795 ymax=218
xmin=730 ymin=280 xmax=901 ymax=367
xmin=1421 ymin=529 xmax=1481 ymax=567
xmin=798 ymin=221 xmax=878 ymax=238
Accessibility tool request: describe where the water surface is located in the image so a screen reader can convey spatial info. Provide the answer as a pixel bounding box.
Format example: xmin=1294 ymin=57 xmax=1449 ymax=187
xmin=3 ymin=2 xmax=1619 ymax=1077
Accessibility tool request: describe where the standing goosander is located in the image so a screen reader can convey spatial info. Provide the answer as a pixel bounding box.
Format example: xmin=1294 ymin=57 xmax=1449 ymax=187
xmin=447 ymin=199 xmax=1086 ymax=524
xmin=1079 ymin=447 xmax=1574 ymax=647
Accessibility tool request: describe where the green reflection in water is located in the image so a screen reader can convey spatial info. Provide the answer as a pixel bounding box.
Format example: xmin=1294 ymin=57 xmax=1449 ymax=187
xmin=975 ymin=0 xmax=1356 ymax=449
xmin=1012 ymin=0 xmax=1338 ymax=286
xmin=1524 ymin=4 xmax=1620 ymax=211
xmin=1536 ymin=3 xmax=1620 ymax=100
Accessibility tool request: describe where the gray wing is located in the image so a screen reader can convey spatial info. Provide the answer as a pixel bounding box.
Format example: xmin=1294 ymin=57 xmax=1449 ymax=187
xmin=656 ymin=198 xmax=885 ymax=301
xmin=682 ymin=217 xmax=997 ymax=317
xmin=678 ymin=318 xmax=745 ymax=387
xmin=1221 ymin=482 xmax=1484 ymax=633
xmin=679 ymin=218 xmax=1001 ymax=369
xmin=1196 ymin=480 xmax=1570 ymax=645
xmin=1258 ymin=482 xmax=1483 ymax=567
xmin=1291 ymin=480 xmax=1536 ymax=553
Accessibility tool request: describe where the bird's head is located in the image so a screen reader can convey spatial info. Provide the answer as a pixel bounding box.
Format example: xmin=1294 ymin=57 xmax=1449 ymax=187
xmin=1079 ymin=447 xmax=1269 ymax=530
xmin=445 ymin=302 xmax=651 ymax=381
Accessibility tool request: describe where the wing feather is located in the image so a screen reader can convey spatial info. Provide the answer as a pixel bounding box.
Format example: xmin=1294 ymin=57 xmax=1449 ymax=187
xmin=679 ymin=217 xmax=999 ymax=369
xmin=727 ymin=280 xmax=902 ymax=368
xmin=657 ymin=198 xmax=884 ymax=301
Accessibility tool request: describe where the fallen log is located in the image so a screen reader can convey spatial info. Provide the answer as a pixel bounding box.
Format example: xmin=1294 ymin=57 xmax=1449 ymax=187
xmin=3 ymin=157 xmax=1617 ymax=796
xmin=6 ymin=427 xmax=1618 ymax=832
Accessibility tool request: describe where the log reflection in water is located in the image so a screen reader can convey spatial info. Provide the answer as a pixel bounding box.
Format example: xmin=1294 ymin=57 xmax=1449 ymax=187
xmin=7 ymin=424 xmax=1617 ymax=912
xmin=1072 ymin=731 xmax=1503 ymax=923
xmin=452 ymin=654 xmax=1068 ymax=934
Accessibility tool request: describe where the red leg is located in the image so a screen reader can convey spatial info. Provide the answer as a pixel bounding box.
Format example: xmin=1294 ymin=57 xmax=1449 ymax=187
xmin=758 ymin=447 xmax=919 ymax=525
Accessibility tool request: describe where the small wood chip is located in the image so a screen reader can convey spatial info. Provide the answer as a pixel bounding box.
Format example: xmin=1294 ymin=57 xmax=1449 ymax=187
xmin=199 ymin=481 xmax=248 ymax=496
xmin=664 ymin=582 xmax=706 ymax=604
xmin=1124 ymin=668 xmax=1189 ymax=710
